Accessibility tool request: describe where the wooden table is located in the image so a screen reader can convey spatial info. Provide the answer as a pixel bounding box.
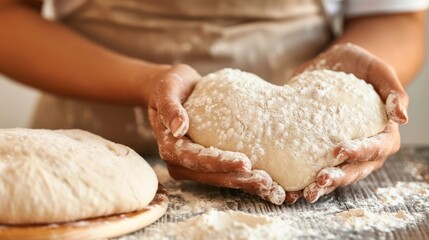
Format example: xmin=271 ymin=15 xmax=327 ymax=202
xmin=117 ymin=146 xmax=429 ymax=240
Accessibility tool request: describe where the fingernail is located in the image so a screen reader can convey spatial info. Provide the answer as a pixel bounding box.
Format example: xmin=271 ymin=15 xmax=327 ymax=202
xmin=305 ymin=190 xmax=318 ymax=203
xmin=386 ymin=92 xmax=408 ymax=124
xmin=171 ymin=117 xmax=186 ymax=138
xmin=398 ymin=105 xmax=408 ymax=124
xmin=303 ymin=184 xmax=316 ymax=203
xmin=308 ymin=189 xmax=324 ymax=203
xmin=304 ymin=184 xmax=326 ymax=203
xmin=391 ymin=102 xmax=408 ymax=124
xmin=336 ymin=151 xmax=348 ymax=162
xmin=286 ymin=192 xmax=301 ymax=205
xmin=286 ymin=198 xmax=298 ymax=205
xmin=269 ymin=184 xmax=286 ymax=205
xmin=317 ymin=175 xmax=332 ymax=187
xmin=317 ymin=167 xmax=344 ymax=187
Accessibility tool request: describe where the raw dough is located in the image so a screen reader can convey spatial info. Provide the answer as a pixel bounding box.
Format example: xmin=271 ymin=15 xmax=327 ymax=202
xmin=0 ymin=128 xmax=158 ymax=224
xmin=184 ymin=69 xmax=387 ymax=191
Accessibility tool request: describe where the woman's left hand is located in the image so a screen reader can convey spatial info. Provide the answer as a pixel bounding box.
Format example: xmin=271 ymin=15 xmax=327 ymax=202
xmin=286 ymin=43 xmax=408 ymax=204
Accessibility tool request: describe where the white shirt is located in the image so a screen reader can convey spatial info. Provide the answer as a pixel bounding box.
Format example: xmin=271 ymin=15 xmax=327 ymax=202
xmin=345 ymin=0 xmax=429 ymax=16
xmin=43 ymin=0 xmax=429 ymax=20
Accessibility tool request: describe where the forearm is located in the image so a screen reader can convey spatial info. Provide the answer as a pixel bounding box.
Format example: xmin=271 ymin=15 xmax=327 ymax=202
xmin=334 ymin=11 xmax=427 ymax=86
xmin=0 ymin=1 xmax=166 ymax=105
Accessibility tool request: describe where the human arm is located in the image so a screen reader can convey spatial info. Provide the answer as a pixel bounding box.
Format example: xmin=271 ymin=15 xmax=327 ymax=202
xmin=335 ymin=11 xmax=426 ymax=86
xmin=289 ymin=11 xmax=427 ymax=204
xmin=0 ymin=0 xmax=164 ymax=105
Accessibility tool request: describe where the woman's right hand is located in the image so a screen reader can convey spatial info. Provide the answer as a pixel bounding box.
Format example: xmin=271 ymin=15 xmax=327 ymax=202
xmin=147 ymin=64 xmax=286 ymax=205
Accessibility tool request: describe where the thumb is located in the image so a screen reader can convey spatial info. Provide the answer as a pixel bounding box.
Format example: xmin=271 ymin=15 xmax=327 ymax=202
xmin=158 ymin=98 xmax=189 ymax=138
xmin=153 ymin=73 xmax=191 ymax=138
xmin=367 ymin=61 xmax=409 ymax=124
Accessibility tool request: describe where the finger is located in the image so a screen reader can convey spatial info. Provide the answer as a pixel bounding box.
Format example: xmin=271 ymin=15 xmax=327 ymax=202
xmin=366 ymin=60 xmax=409 ymax=124
xmin=148 ymin=107 xmax=174 ymax=142
xmin=172 ymin=136 xmax=252 ymax=172
xmin=285 ymin=191 xmax=302 ymax=205
xmin=316 ymin=167 xmax=345 ymax=188
xmin=336 ymin=44 xmax=409 ymax=124
xmin=149 ymin=108 xmax=251 ymax=172
xmin=152 ymin=72 xmax=191 ymax=138
xmin=329 ymin=160 xmax=385 ymax=189
xmin=296 ymin=44 xmax=409 ymax=124
xmin=305 ymin=160 xmax=385 ymax=203
xmin=303 ymin=183 xmax=328 ymax=204
xmin=167 ymin=165 xmax=286 ymax=205
xmin=151 ymin=64 xmax=200 ymax=138
xmin=333 ymin=121 xmax=400 ymax=164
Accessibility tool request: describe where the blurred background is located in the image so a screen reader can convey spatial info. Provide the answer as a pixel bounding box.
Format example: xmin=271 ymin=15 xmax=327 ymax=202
xmin=1 ymin=21 xmax=428 ymax=145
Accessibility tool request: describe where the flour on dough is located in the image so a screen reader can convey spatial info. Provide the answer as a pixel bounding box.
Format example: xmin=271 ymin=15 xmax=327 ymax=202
xmin=184 ymin=69 xmax=387 ymax=191
xmin=0 ymin=128 xmax=158 ymax=224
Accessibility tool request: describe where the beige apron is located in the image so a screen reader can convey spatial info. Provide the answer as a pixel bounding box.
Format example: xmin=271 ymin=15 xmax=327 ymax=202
xmin=33 ymin=0 xmax=332 ymax=155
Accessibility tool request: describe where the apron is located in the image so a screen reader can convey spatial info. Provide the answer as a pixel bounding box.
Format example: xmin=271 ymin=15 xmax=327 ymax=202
xmin=33 ymin=0 xmax=333 ymax=155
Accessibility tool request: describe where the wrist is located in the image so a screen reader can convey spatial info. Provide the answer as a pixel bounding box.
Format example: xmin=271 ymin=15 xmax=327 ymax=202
xmin=127 ymin=60 xmax=171 ymax=106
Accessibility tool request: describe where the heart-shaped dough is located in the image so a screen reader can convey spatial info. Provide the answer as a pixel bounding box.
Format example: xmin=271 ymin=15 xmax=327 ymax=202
xmin=184 ymin=69 xmax=388 ymax=191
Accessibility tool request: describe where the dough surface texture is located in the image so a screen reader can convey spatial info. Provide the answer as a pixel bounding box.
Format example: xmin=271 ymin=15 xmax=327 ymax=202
xmin=184 ymin=69 xmax=387 ymax=191
xmin=0 ymin=128 xmax=158 ymax=224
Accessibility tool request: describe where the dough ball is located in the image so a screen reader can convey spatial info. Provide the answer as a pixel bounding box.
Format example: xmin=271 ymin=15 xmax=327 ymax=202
xmin=184 ymin=69 xmax=387 ymax=191
xmin=0 ymin=128 xmax=158 ymax=224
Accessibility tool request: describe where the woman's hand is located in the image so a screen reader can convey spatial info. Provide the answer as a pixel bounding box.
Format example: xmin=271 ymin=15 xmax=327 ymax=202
xmin=147 ymin=64 xmax=286 ymax=205
xmin=289 ymin=43 xmax=407 ymax=204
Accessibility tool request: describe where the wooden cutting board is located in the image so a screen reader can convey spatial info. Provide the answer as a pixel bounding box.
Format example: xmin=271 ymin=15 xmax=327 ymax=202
xmin=0 ymin=184 xmax=168 ymax=240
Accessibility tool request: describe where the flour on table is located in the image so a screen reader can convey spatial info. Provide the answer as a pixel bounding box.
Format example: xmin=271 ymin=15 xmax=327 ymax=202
xmin=376 ymin=182 xmax=429 ymax=209
xmin=168 ymin=209 xmax=303 ymax=240
xmin=403 ymin=157 xmax=429 ymax=182
xmin=167 ymin=207 xmax=421 ymax=240
xmin=152 ymin=164 xmax=227 ymax=212
xmin=331 ymin=209 xmax=415 ymax=232
xmin=184 ymin=69 xmax=387 ymax=191
xmin=117 ymin=163 xmax=429 ymax=240
xmin=164 ymin=181 xmax=428 ymax=239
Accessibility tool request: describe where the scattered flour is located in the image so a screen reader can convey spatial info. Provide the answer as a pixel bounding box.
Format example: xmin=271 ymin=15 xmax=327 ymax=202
xmin=376 ymin=182 xmax=429 ymax=209
xmin=403 ymin=158 xmax=429 ymax=182
xmin=331 ymin=209 xmax=414 ymax=232
xmin=121 ymin=164 xmax=429 ymax=240
xmin=166 ymin=205 xmax=423 ymax=239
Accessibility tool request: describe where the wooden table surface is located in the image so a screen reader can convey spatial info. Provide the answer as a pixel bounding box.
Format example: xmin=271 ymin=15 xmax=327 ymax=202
xmin=117 ymin=146 xmax=429 ymax=240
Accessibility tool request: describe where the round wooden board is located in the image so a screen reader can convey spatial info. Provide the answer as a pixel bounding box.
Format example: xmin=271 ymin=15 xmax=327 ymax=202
xmin=0 ymin=184 xmax=168 ymax=240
